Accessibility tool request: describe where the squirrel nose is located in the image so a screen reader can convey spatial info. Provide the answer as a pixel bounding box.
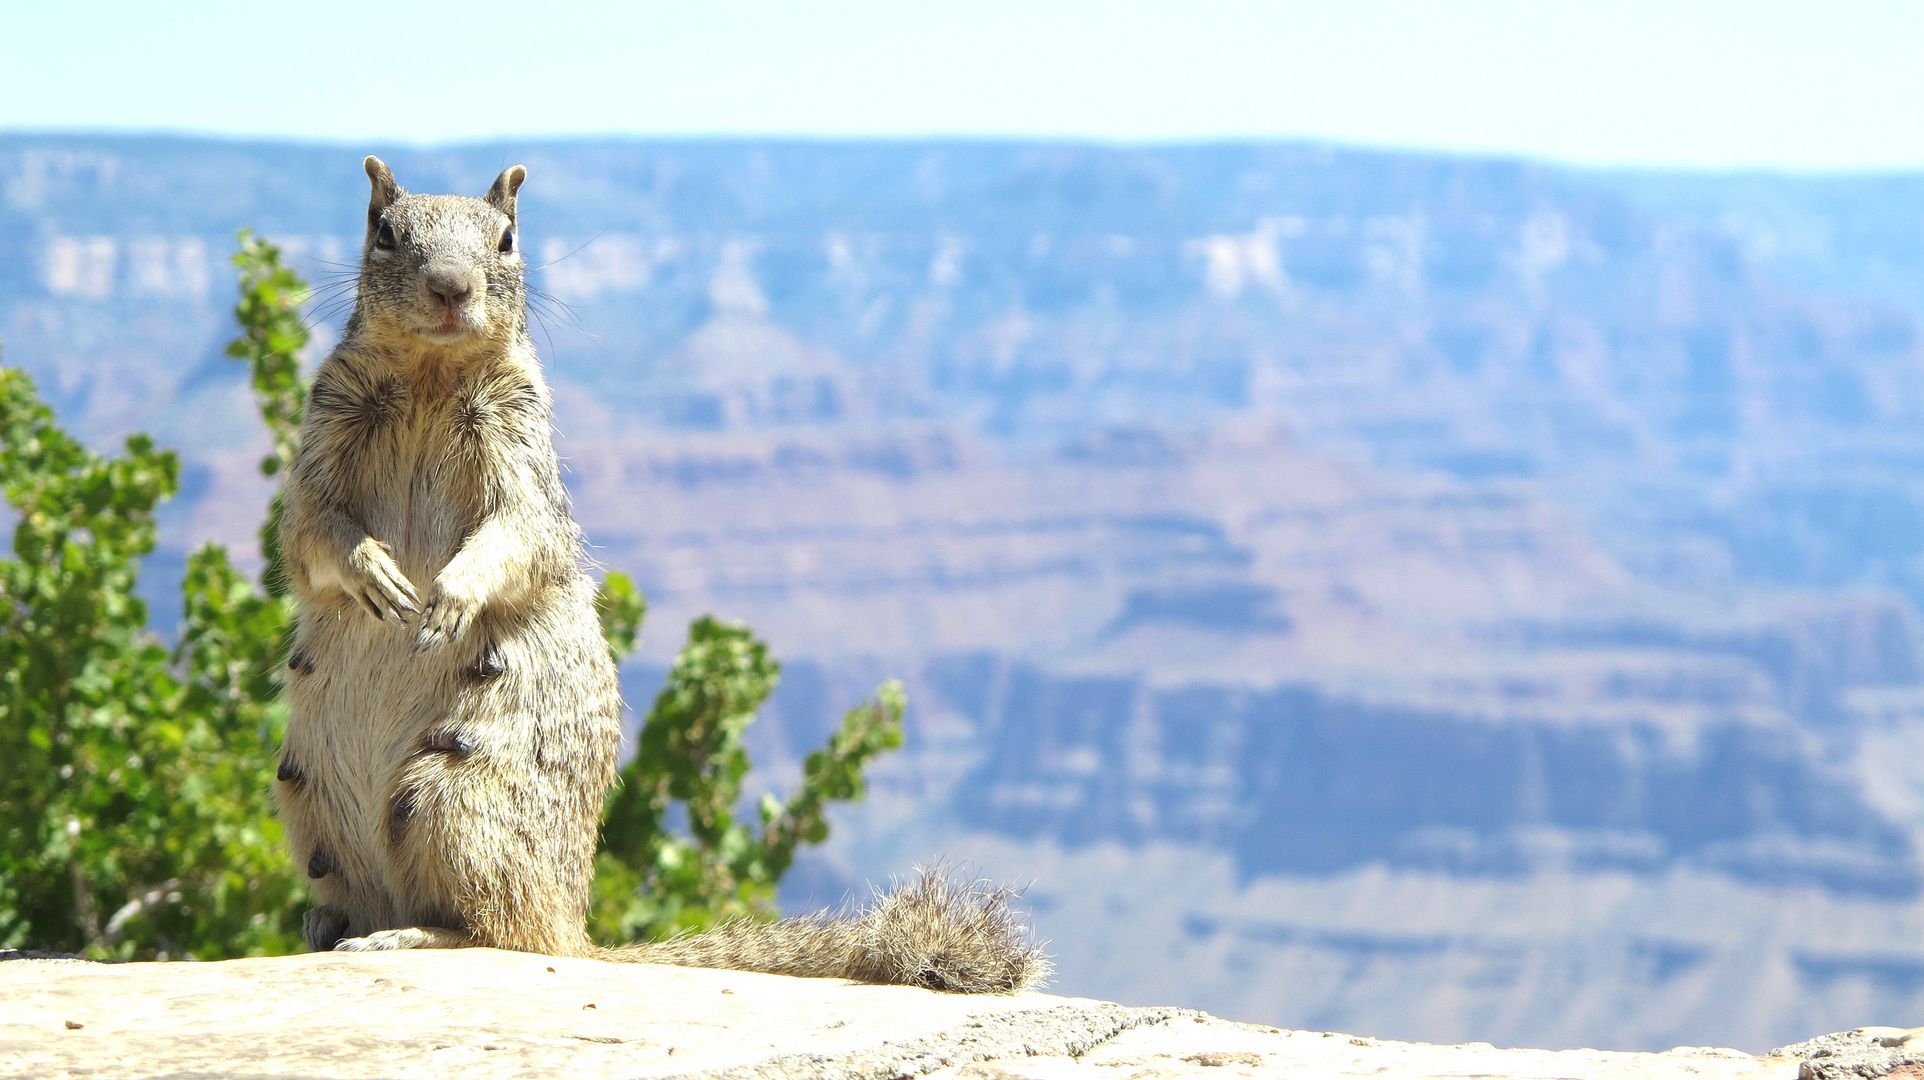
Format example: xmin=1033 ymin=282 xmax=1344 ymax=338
xmin=426 ymin=274 xmax=473 ymax=309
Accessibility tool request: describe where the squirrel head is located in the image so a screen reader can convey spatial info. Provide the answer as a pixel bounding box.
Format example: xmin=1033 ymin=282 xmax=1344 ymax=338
xmin=354 ymin=156 xmax=527 ymax=353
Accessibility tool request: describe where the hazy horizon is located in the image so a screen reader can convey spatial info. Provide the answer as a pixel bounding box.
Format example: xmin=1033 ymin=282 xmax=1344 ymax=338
xmin=14 ymin=128 xmax=1924 ymax=185
xmin=6 ymin=1 xmax=1922 ymax=172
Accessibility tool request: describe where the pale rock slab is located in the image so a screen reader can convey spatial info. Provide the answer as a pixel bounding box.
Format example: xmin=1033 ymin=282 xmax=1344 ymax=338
xmin=0 ymin=948 xmax=1829 ymax=1080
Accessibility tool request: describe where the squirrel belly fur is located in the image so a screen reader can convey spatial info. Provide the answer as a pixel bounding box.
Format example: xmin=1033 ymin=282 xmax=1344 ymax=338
xmin=271 ymin=156 xmax=1047 ymax=993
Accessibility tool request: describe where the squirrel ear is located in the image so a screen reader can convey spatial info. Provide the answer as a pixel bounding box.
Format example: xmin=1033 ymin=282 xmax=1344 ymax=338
xmin=486 ymin=165 xmax=526 ymax=218
xmin=365 ymin=156 xmax=401 ymax=225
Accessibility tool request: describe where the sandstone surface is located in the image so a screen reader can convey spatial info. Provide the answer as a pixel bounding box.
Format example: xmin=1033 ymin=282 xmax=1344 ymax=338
xmin=0 ymin=948 xmax=1835 ymax=1079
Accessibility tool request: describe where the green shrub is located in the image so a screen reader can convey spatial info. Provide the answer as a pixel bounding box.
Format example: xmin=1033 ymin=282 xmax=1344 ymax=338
xmin=0 ymin=232 xmax=900 ymax=957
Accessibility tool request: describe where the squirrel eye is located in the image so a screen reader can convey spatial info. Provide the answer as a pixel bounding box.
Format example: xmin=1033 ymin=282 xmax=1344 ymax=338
xmin=375 ymin=221 xmax=396 ymax=250
xmin=498 ymin=227 xmax=515 ymax=254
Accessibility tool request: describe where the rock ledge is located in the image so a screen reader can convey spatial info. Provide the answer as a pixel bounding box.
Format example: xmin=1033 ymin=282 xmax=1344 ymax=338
xmin=0 ymin=948 xmax=1862 ymax=1079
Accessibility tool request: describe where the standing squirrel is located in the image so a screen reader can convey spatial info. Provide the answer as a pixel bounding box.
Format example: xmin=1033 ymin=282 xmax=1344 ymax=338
xmin=273 ymin=157 xmax=1045 ymax=993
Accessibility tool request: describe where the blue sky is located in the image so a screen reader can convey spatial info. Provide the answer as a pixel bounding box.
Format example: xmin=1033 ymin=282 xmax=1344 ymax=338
xmin=3 ymin=0 xmax=1921 ymax=171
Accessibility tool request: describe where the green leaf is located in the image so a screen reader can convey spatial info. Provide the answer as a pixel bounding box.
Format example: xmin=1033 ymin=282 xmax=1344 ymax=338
xmin=592 ymin=614 xmax=906 ymax=943
xmin=594 ymin=571 xmax=647 ymax=663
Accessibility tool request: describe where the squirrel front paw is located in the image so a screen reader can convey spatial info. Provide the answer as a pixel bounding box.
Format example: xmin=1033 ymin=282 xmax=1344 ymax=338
xmin=303 ymin=905 xmax=351 ymax=951
xmin=414 ymin=575 xmax=481 ymax=652
xmin=345 ymin=538 xmax=420 ymax=621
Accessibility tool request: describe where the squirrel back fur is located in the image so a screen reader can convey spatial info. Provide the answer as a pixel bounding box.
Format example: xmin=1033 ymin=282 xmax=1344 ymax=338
xmin=270 ymin=157 xmax=1046 ymax=994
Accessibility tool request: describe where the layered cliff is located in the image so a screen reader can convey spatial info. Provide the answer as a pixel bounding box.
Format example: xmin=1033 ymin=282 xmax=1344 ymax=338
xmin=8 ymin=136 xmax=1924 ymax=1050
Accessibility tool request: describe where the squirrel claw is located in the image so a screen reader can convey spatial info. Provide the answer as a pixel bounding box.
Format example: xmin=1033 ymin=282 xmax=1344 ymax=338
xmin=372 ymin=578 xmax=419 ymax=618
xmin=358 ymin=585 xmax=416 ymax=622
xmin=335 ymin=926 xmax=473 ymax=951
xmin=335 ymin=927 xmax=428 ymax=951
xmin=346 ymin=539 xmax=420 ymax=622
xmin=413 ymin=589 xmax=477 ymax=652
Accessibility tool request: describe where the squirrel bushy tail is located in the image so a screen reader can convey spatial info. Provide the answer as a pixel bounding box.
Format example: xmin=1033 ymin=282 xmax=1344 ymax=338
xmin=603 ymin=868 xmax=1050 ymax=994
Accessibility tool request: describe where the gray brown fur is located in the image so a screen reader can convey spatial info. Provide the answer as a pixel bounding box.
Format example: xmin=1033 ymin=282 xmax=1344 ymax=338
xmin=272 ymin=158 xmax=1047 ymax=993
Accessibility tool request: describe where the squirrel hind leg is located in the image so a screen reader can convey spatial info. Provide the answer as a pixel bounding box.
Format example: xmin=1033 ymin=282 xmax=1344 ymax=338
xmin=854 ymin=867 xmax=1051 ymax=994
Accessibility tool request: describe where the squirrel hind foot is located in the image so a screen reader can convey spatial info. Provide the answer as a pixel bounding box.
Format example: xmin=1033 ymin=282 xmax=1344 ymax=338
xmin=854 ymin=866 xmax=1051 ymax=994
xmin=333 ymin=926 xmax=475 ymax=951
